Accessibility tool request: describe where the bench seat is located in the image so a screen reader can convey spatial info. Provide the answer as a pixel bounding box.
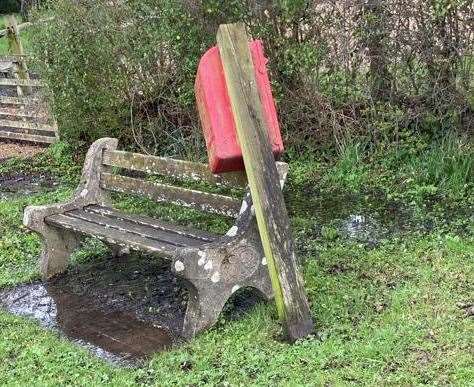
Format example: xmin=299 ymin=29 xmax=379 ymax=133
xmin=46 ymin=205 xmax=219 ymax=258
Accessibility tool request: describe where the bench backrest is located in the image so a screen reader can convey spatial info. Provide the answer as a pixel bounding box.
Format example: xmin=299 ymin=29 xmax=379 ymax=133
xmin=100 ymin=149 xmax=250 ymax=218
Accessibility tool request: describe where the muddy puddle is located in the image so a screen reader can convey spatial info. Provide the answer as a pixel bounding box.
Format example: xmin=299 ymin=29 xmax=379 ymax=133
xmin=0 ymin=254 xmax=262 ymax=365
xmin=0 ymin=283 xmax=174 ymax=364
xmin=0 ymin=256 xmax=183 ymax=364
xmin=0 ymin=172 xmax=59 ymax=199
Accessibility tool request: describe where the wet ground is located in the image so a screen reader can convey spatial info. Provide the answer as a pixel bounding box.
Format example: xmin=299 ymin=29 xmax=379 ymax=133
xmin=0 ymin=171 xmax=59 ymax=199
xmin=0 ymin=254 xmax=263 ymax=365
xmin=0 ymin=282 xmax=174 ymax=365
xmin=0 ymin=167 xmax=471 ymax=364
xmin=0 ymin=256 xmax=184 ymax=365
xmin=287 ymin=185 xmax=473 ymax=252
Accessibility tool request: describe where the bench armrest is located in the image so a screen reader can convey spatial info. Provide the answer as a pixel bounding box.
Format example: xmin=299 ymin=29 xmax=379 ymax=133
xmin=24 ymin=137 xmax=118 ymax=232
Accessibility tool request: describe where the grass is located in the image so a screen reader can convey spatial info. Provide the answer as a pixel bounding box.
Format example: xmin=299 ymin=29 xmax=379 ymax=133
xmin=0 ymin=139 xmax=473 ymax=385
xmin=317 ymin=133 xmax=473 ymax=202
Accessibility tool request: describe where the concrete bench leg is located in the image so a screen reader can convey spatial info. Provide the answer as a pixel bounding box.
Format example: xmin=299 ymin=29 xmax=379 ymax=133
xmin=173 ymin=227 xmax=273 ymax=338
xmin=182 ymin=286 xmax=231 ymax=338
xmin=38 ymin=227 xmax=80 ymax=279
xmin=24 ymin=205 xmax=81 ymax=279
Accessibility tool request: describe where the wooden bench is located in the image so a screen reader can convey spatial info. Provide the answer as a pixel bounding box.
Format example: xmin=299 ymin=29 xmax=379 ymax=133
xmin=24 ymin=138 xmax=289 ymax=337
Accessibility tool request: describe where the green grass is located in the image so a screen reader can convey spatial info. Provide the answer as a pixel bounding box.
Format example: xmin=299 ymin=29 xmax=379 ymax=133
xmin=312 ymin=133 xmax=473 ymax=201
xmin=0 ymin=139 xmax=473 ymax=385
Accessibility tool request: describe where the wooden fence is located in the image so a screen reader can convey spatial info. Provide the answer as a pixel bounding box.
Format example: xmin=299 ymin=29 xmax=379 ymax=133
xmin=0 ymin=15 xmax=58 ymax=144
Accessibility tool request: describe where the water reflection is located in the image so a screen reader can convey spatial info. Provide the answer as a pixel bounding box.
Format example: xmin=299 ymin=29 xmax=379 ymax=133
xmin=0 ymin=283 xmax=173 ymax=363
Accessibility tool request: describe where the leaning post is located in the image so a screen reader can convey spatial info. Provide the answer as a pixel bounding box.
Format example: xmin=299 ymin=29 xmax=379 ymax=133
xmin=216 ymin=23 xmax=313 ymax=341
xmin=5 ymin=14 xmax=31 ymax=95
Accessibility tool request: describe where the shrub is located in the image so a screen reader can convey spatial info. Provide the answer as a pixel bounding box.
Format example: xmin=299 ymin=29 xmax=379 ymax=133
xmin=30 ymin=0 xmax=211 ymax=158
xmin=30 ymin=0 xmax=473 ymax=158
xmin=0 ymin=0 xmax=20 ymax=14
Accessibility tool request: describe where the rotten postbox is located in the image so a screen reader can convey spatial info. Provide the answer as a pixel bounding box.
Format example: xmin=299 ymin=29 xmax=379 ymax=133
xmin=195 ymin=40 xmax=283 ymax=173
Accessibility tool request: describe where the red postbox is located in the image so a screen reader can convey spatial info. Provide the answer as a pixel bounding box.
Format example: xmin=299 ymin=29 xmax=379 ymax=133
xmin=195 ymin=40 xmax=283 ymax=173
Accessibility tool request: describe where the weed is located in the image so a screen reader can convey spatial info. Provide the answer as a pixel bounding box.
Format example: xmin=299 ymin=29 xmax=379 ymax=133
xmin=322 ymin=142 xmax=368 ymax=192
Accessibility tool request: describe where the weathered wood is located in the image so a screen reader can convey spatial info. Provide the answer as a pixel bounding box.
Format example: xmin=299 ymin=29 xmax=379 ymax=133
xmin=0 ymin=54 xmax=28 ymax=63
xmin=0 ymin=96 xmax=37 ymax=105
xmin=0 ymin=130 xmax=56 ymax=143
xmin=0 ymin=107 xmax=42 ymax=118
xmin=0 ymin=22 xmax=31 ymax=38
xmin=86 ymin=205 xmax=217 ymax=242
xmin=100 ymin=172 xmax=241 ymax=217
xmin=0 ymin=119 xmax=56 ymax=133
xmin=67 ymin=208 xmax=211 ymax=247
xmin=103 ymin=150 xmax=248 ymax=188
xmin=4 ymin=15 xmax=31 ymax=95
xmin=0 ymin=78 xmax=43 ymax=87
xmin=217 ymin=23 xmax=313 ymax=340
xmin=45 ymin=213 xmax=177 ymax=257
xmin=0 ymin=16 xmax=55 ymax=38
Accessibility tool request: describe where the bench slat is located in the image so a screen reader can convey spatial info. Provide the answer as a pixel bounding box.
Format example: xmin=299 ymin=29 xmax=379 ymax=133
xmin=102 ymin=150 xmax=248 ymax=188
xmin=0 ymin=119 xmax=56 ymax=132
xmin=86 ymin=205 xmax=217 ymax=242
xmin=67 ymin=208 xmax=211 ymax=247
xmin=0 ymin=78 xmax=43 ymax=87
xmin=0 ymin=130 xmax=57 ymax=143
xmin=46 ymin=213 xmax=177 ymax=257
xmin=101 ymin=173 xmax=241 ymax=217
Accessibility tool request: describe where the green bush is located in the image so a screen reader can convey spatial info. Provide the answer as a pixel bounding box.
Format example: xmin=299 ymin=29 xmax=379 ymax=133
xmin=30 ymin=0 xmax=472 ymax=157
xmin=30 ymin=0 xmax=211 ymax=157
xmin=0 ymin=0 xmax=20 ymax=14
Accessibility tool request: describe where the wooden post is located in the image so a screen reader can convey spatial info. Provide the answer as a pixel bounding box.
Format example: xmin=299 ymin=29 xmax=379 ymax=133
xmin=5 ymin=15 xmax=31 ymax=96
xmin=216 ymin=23 xmax=313 ymax=341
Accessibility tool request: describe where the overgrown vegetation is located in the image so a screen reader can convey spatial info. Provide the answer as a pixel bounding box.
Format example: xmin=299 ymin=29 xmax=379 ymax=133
xmin=29 ymin=0 xmax=472 ymax=156
xmin=0 ymin=145 xmax=473 ymax=385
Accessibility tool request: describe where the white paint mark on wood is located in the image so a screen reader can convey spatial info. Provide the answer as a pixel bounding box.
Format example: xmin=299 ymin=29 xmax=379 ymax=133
xmin=226 ymin=225 xmax=238 ymax=237
xmin=174 ymin=260 xmax=185 ymax=272
xmin=211 ymin=271 xmax=220 ymax=283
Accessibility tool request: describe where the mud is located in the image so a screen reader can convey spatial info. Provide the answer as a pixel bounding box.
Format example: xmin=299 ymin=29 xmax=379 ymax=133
xmin=0 ymin=171 xmax=59 ymax=199
xmin=0 ymin=283 xmax=173 ymax=364
xmin=0 ymin=254 xmax=263 ymax=364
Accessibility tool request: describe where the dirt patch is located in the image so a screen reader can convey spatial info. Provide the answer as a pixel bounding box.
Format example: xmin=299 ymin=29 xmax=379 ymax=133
xmin=0 ymin=141 xmax=46 ymax=162
xmin=0 ymin=171 xmax=59 ymax=198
